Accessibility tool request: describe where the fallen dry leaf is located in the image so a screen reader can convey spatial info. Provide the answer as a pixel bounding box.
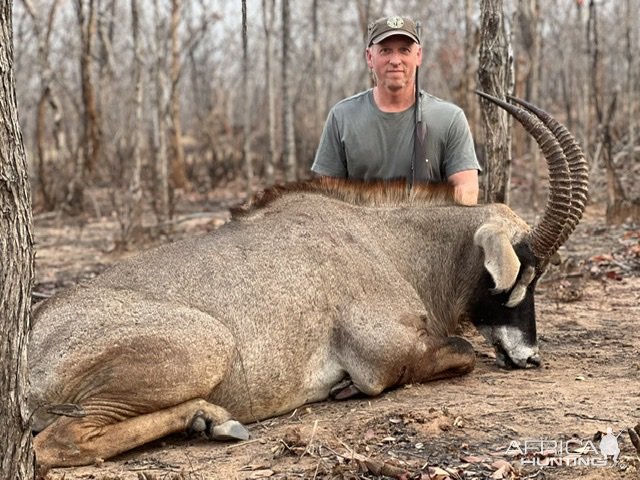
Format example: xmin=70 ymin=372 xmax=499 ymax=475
xmin=489 ymin=460 xmax=515 ymax=479
xmin=461 ymin=455 xmax=487 ymax=463
xmin=424 ymin=466 xmax=452 ymax=479
xmin=491 ymin=459 xmax=511 ymax=470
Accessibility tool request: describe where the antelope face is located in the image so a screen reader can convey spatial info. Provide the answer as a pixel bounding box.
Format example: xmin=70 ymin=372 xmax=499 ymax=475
xmin=470 ymin=241 xmax=541 ymax=369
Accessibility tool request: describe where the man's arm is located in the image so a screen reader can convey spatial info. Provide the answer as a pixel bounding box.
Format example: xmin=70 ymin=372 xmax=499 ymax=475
xmin=443 ymin=108 xmax=480 ymax=205
xmin=311 ymin=109 xmax=348 ymax=178
xmin=448 ymin=169 xmax=479 ymax=205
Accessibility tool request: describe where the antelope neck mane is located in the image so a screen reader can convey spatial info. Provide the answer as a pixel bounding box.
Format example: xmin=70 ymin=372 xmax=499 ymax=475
xmin=233 ymin=177 xmax=457 ymax=216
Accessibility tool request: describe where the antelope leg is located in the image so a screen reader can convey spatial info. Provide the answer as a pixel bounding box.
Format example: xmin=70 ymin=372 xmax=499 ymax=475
xmin=34 ymin=398 xmax=246 ymax=469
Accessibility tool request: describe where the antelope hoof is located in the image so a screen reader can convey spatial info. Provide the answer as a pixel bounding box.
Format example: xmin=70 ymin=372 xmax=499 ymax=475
xmin=187 ymin=411 xmax=209 ymax=435
xmin=210 ymin=420 xmax=250 ymax=441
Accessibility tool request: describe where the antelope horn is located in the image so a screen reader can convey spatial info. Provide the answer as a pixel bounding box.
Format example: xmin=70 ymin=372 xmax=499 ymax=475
xmin=507 ymin=95 xmax=589 ymax=249
xmin=475 ymin=91 xmax=572 ymax=261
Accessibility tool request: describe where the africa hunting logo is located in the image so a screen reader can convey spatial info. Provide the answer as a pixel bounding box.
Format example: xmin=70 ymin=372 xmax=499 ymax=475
xmin=505 ymin=427 xmax=622 ymax=467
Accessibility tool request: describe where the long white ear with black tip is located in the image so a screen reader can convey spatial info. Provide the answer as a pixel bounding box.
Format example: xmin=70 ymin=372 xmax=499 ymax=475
xmin=474 ymin=222 xmax=521 ymax=293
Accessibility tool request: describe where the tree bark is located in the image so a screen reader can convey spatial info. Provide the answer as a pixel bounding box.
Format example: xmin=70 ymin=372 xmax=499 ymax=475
xmin=575 ymin=2 xmax=590 ymax=156
xmin=118 ymin=0 xmax=145 ymax=246
xmin=0 ymin=0 xmax=36 ymax=477
xmin=242 ymin=0 xmax=253 ymax=196
xmin=624 ymin=0 xmax=636 ymax=187
xmin=312 ymin=0 xmax=323 ymax=145
xmin=75 ymin=0 xmax=101 ymax=177
xmin=153 ymin=0 xmax=171 ymax=229
xmin=588 ymin=0 xmax=625 ymax=211
xmin=281 ymin=0 xmax=297 ymax=181
xmin=463 ymin=0 xmax=478 ymax=136
xmin=517 ymin=0 xmax=541 ymax=207
xmin=67 ymin=0 xmax=100 ymax=213
xmin=21 ymin=0 xmax=61 ymax=211
xmin=262 ymin=0 xmax=277 ymax=186
xmin=478 ymin=0 xmax=513 ymax=204
xmin=169 ymin=0 xmax=188 ymax=190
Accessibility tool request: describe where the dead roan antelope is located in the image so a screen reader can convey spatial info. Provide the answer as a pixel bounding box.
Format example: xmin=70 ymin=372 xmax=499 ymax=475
xmin=30 ymin=93 xmax=588 ymax=469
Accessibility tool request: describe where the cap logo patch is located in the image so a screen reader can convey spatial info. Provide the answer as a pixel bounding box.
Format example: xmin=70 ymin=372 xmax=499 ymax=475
xmin=386 ymin=16 xmax=404 ymax=28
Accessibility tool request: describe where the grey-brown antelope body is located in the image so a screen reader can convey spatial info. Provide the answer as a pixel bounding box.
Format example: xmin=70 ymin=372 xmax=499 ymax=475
xmin=29 ymin=93 xmax=588 ymax=470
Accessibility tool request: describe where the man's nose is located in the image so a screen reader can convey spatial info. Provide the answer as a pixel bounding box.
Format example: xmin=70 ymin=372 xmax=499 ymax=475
xmin=389 ymin=53 xmax=401 ymax=65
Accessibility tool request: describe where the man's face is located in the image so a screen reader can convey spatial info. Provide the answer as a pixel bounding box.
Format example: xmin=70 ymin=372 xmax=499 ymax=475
xmin=366 ymin=36 xmax=422 ymax=92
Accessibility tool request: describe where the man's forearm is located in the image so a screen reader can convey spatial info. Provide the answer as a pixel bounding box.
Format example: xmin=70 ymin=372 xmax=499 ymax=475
xmin=448 ymin=169 xmax=479 ymax=206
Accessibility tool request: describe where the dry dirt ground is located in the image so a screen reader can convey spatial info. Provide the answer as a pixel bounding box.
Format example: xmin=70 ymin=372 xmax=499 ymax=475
xmin=33 ymin=195 xmax=640 ymax=480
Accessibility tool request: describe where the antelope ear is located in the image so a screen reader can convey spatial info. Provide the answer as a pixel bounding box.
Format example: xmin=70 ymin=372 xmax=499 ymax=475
xmin=474 ymin=222 xmax=521 ymax=293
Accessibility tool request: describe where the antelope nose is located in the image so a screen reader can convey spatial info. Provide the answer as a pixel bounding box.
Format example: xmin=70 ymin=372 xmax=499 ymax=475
xmin=526 ymin=353 xmax=542 ymax=368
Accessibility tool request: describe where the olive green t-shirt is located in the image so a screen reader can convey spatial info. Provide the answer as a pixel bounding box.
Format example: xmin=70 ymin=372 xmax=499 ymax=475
xmin=312 ymin=89 xmax=480 ymax=182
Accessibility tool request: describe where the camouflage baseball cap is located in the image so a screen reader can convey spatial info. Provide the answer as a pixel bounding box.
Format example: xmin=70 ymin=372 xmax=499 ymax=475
xmin=367 ymin=15 xmax=420 ymax=47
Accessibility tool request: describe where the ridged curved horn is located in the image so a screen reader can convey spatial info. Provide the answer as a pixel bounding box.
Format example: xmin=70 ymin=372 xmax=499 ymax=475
xmin=507 ymin=95 xmax=589 ymax=249
xmin=475 ymin=91 xmax=572 ymax=260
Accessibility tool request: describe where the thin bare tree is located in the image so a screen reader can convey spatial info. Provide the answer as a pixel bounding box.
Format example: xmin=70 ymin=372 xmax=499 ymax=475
xmin=72 ymin=0 xmax=102 ymax=209
xmin=169 ymin=0 xmax=188 ymax=190
xmin=478 ymin=0 xmax=513 ymax=204
xmin=242 ymin=0 xmax=253 ymax=196
xmin=623 ymin=0 xmax=637 ymax=190
xmin=463 ymin=0 xmax=479 ymax=135
xmin=588 ymin=2 xmax=624 ymax=202
xmin=574 ymin=1 xmax=590 ymax=154
xmin=117 ymin=0 xmax=145 ymax=246
xmin=517 ymin=0 xmax=541 ymax=207
xmin=21 ymin=0 xmax=62 ymax=211
xmin=262 ymin=0 xmax=277 ymax=186
xmin=312 ymin=0 xmax=323 ymax=142
xmin=97 ymin=0 xmax=118 ymax=82
xmin=281 ymin=0 xmax=297 ymax=181
xmin=0 ymin=0 xmax=36 ymax=476
xmin=153 ymin=0 xmax=171 ymax=228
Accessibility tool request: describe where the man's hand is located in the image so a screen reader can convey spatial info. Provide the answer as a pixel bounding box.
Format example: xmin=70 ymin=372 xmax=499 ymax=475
xmin=448 ymin=170 xmax=479 ymax=206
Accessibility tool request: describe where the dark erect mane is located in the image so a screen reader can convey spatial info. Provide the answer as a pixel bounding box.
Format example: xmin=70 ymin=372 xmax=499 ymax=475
xmin=232 ymin=177 xmax=458 ymax=217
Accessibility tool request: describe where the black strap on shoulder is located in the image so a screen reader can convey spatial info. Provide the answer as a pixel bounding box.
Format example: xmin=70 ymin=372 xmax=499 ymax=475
xmin=413 ymin=92 xmax=428 ymax=185
xmin=412 ymin=21 xmax=427 ymax=187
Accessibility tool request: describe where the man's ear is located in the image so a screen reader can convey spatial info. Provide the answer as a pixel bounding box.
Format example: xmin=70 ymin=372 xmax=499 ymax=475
xmin=474 ymin=222 xmax=521 ymax=293
xmin=416 ymin=44 xmax=423 ymax=65
xmin=365 ymin=47 xmax=373 ymax=68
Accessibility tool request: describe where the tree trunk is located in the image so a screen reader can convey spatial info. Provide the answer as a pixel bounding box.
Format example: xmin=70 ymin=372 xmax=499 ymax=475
xmin=517 ymin=0 xmax=541 ymax=208
xmin=0 ymin=1 xmax=36 ymax=477
xmin=22 ymin=0 xmax=61 ymax=211
xmin=97 ymin=0 xmax=117 ymax=81
xmin=242 ymin=0 xmax=253 ymax=196
xmin=587 ymin=0 xmax=626 ymax=215
xmin=312 ymin=0 xmax=323 ymax=148
xmin=75 ymin=0 xmax=101 ymax=182
xmin=575 ymin=2 xmax=590 ymax=157
xmin=153 ymin=0 xmax=171 ymax=230
xmin=463 ymin=0 xmax=478 ymax=136
xmin=624 ymin=0 xmax=636 ymax=190
xmin=281 ymin=0 xmax=297 ymax=182
xmin=262 ymin=0 xmax=277 ymax=186
xmin=478 ymin=0 xmax=512 ymax=204
xmin=120 ymin=0 xmax=144 ymax=246
xmin=169 ymin=0 xmax=188 ymax=190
